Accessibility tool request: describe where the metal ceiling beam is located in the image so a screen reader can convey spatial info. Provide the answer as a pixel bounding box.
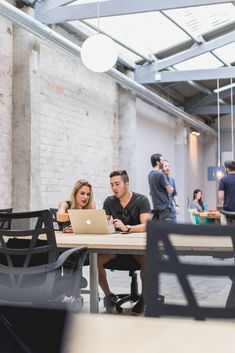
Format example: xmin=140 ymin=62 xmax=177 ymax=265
xmin=135 ymin=67 xmax=235 ymax=84
xmin=134 ymin=29 xmax=235 ymax=81
xmin=185 ymin=88 xmax=233 ymax=112
xmin=34 ymin=0 xmax=75 ymax=14
xmin=35 ymin=0 xmax=234 ymax=23
xmin=191 ymin=105 xmax=235 ymax=115
xmin=0 ymin=0 xmax=217 ymax=137
xmin=21 ymin=0 xmax=36 ymax=5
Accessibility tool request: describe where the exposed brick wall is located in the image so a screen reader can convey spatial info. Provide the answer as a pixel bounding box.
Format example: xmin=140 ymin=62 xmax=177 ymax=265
xmin=38 ymin=41 xmax=119 ymax=209
xmin=0 ymin=16 xmax=13 ymax=208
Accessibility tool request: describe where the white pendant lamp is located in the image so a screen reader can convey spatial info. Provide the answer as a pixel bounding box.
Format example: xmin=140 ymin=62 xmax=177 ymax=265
xmin=81 ymin=0 xmax=118 ymax=73
xmin=81 ymin=33 xmax=118 ymax=72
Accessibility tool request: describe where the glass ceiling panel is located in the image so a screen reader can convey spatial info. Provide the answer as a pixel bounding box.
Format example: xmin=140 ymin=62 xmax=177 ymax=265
xmin=213 ymin=42 xmax=235 ymax=65
xmin=174 ymin=52 xmax=222 ymax=71
xmin=70 ymin=1 xmax=235 ymax=67
xmin=164 ymin=4 xmax=235 ymax=38
xmin=84 ymin=12 xmax=189 ymax=62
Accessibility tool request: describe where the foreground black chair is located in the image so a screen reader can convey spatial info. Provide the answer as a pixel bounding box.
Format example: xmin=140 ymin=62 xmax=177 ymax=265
xmin=0 ymin=305 xmax=68 ymax=353
xmin=104 ymin=255 xmax=141 ymax=313
xmin=0 ymin=209 xmax=88 ymax=352
xmin=0 ymin=209 xmax=88 ymax=308
xmin=220 ymin=210 xmax=235 ymax=307
xmin=145 ymin=221 xmax=235 ymax=319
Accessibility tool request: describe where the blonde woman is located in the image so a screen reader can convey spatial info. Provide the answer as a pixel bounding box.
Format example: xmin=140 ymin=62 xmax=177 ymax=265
xmin=57 ymin=179 xmax=96 ymax=232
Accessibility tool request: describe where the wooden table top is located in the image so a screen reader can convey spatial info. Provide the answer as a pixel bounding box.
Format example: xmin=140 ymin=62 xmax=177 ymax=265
xmin=66 ymin=314 xmax=235 ymax=353
xmin=55 ymin=231 xmax=233 ymax=254
xmin=193 ymin=211 xmax=221 ymax=218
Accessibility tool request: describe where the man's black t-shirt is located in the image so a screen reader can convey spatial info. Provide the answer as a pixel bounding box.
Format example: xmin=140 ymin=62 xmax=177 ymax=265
xmin=103 ymin=192 xmax=151 ymax=225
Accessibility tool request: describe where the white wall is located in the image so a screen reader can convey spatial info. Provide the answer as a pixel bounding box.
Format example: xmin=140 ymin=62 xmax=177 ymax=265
xmin=136 ymin=99 xmax=177 ymax=202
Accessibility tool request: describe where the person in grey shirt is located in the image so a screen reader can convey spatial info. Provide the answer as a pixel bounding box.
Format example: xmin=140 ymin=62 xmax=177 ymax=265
xmin=148 ymin=153 xmax=175 ymax=222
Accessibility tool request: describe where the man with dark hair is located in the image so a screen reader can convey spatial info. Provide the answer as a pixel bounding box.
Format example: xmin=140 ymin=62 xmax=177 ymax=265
xmin=148 ymin=153 xmax=175 ymax=222
xmin=218 ymin=160 xmax=235 ymax=211
xmin=98 ymin=170 xmax=151 ymax=315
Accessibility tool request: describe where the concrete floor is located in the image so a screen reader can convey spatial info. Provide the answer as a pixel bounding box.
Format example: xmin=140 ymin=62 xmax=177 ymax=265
xmin=80 ymin=255 xmax=234 ymax=314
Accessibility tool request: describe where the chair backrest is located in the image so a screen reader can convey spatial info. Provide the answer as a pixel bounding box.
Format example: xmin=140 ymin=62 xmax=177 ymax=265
xmin=49 ymin=207 xmax=60 ymax=230
xmin=145 ymin=221 xmax=235 ymax=319
xmin=188 ymin=208 xmax=197 ymax=224
xmin=0 ymin=208 xmax=13 ymax=230
xmin=0 ymin=209 xmax=58 ymax=303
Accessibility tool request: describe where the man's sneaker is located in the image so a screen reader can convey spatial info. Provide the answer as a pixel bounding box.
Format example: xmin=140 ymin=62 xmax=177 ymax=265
xmin=131 ymin=297 xmax=144 ymax=315
xmin=103 ymin=293 xmax=117 ymax=312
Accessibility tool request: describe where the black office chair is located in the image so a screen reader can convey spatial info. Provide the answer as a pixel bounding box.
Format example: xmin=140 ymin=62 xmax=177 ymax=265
xmin=104 ymin=255 xmax=141 ymax=313
xmin=49 ymin=207 xmax=89 ymax=292
xmin=0 ymin=209 xmax=88 ymax=352
xmin=145 ymin=221 xmax=235 ymax=320
xmin=49 ymin=207 xmax=60 ymax=230
xmin=0 ymin=209 xmax=88 ymax=307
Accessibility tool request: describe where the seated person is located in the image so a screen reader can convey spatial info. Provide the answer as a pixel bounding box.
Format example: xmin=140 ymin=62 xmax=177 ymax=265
xmin=190 ymin=188 xmax=205 ymax=213
xmin=57 ymin=179 xmax=96 ymax=232
xmin=98 ymin=170 xmax=151 ymax=315
xmin=190 ymin=188 xmax=212 ymax=224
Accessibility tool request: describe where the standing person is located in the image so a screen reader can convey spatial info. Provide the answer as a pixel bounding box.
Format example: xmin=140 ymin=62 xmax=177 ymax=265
xmin=161 ymin=160 xmax=180 ymax=222
xmin=98 ymin=170 xmax=151 ymax=315
xmin=190 ymin=189 xmax=205 ymax=212
xmin=57 ymin=179 xmax=96 ymax=232
xmin=148 ymin=153 xmax=175 ymax=222
xmin=218 ymin=160 xmax=235 ymax=211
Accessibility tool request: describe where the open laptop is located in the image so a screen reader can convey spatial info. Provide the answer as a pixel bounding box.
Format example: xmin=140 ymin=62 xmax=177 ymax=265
xmin=68 ymin=209 xmax=115 ymax=234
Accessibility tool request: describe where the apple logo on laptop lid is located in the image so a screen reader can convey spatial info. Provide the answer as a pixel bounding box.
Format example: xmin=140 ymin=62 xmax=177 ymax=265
xmin=86 ymin=219 xmax=91 ymax=225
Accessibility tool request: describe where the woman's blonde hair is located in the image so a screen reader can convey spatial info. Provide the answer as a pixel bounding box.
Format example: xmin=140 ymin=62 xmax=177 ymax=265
xmin=70 ymin=179 xmax=94 ymax=209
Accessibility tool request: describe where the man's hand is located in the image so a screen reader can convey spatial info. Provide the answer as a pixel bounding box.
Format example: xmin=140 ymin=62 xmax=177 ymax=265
xmin=166 ymin=185 xmax=174 ymax=193
xmin=175 ymin=205 xmax=180 ymax=214
xmin=113 ymin=218 xmax=127 ymax=232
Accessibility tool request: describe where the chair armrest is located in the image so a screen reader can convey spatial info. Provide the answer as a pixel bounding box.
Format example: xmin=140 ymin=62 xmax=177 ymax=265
xmin=0 ymin=247 xmax=88 ymax=275
xmin=49 ymin=246 xmax=88 ymax=272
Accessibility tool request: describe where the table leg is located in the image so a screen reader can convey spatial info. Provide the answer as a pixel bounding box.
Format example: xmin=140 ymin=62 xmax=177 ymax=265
xmin=89 ymin=253 xmax=99 ymax=313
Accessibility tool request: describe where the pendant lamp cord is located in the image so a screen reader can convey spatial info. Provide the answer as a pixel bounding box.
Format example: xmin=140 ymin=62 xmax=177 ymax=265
xmin=97 ymin=0 xmax=100 ymax=33
xmin=231 ymin=78 xmax=234 ymax=160
xmin=217 ymin=78 xmax=221 ymax=167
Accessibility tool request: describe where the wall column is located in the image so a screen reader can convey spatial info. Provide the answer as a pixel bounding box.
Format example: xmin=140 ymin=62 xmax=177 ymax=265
xmin=12 ymin=7 xmax=41 ymax=211
xmin=0 ymin=15 xmax=13 ymax=208
xmin=118 ymin=84 xmax=137 ymax=189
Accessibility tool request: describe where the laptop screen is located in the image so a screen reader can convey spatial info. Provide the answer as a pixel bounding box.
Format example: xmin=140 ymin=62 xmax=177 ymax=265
xmin=68 ymin=209 xmax=114 ymax=234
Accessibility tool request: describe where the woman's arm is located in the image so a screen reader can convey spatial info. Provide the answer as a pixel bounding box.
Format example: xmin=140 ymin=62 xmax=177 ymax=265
xmin=57 ymin=201 xmax=70 ymax=222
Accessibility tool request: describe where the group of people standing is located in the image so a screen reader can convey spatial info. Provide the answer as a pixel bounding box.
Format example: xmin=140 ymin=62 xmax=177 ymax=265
xmin=56 ymin=152 xmax=179 ymax=315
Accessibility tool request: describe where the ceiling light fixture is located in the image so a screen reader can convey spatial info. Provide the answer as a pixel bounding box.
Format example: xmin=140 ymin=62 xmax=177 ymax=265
xmin=190 ymin=129 xmax=200 ymax=137
xmin=214 ymin=82 xmax=235 ymax=93
xmin=81 ymin=0 xmax=118 ymax=73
